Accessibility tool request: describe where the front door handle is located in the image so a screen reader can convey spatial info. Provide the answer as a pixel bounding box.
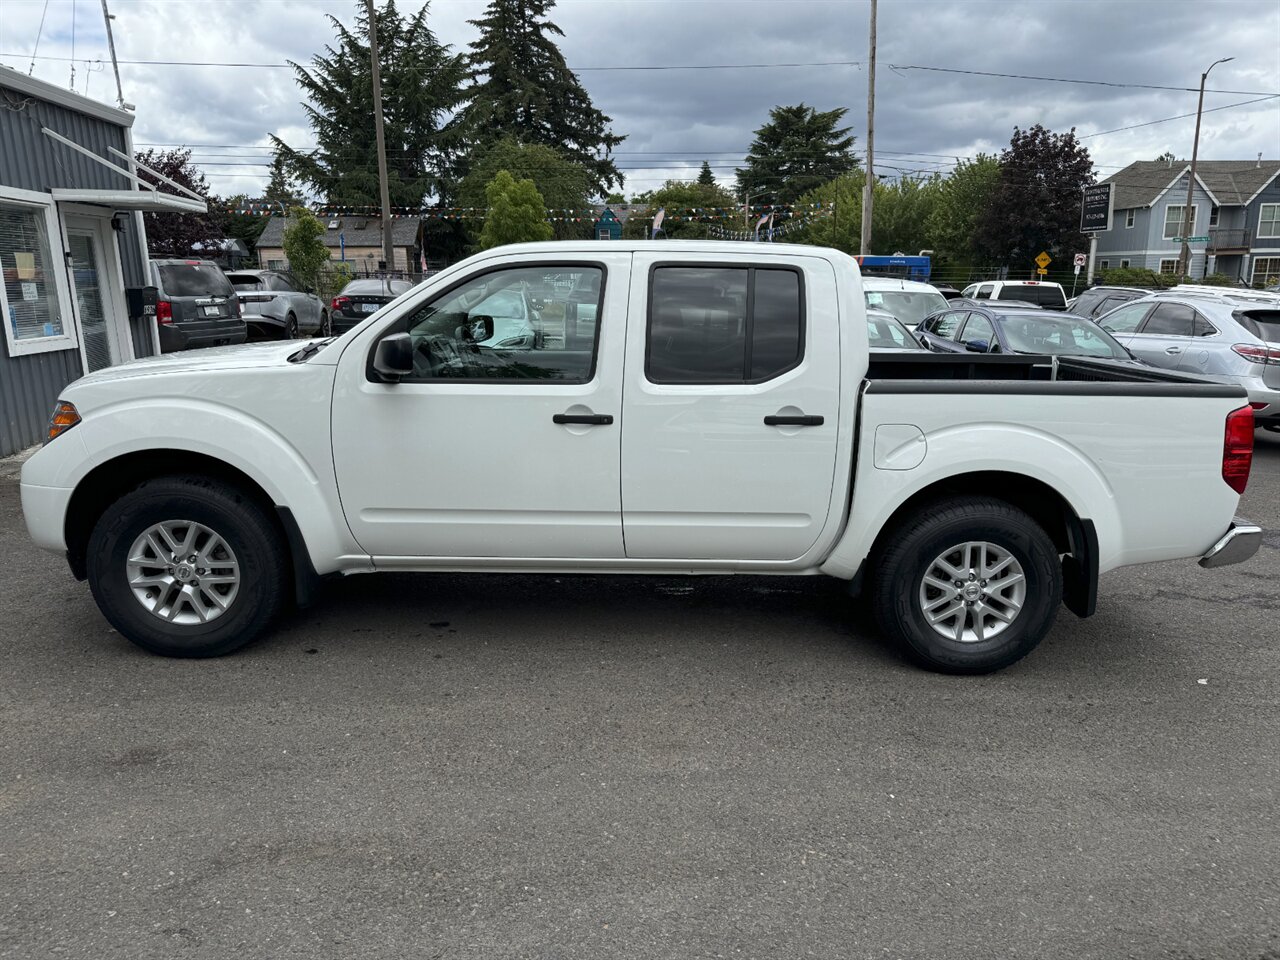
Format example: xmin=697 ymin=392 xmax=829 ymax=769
xmin=1165 ymin=346 xmax=1182 ymax=354
xmin=764 ymin=414 xmax=824 ymax=427
xmin=553 ymin=413 xmax=614 ymax=425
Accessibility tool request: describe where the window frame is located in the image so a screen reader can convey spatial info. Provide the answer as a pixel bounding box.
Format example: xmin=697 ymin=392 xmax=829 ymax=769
xmin=644 ymin=261 xmax=806 ymax=386
xmin=1163 ymin=203 xmax=1196 ymax=240
xmin=365 ymin=259 xmax=609 ymax=385
xmin=958 ymin=312 xmax=996 ymax=350
xmin=1120 ymin=259 xmax=1131 ymax=269
xmin=1098 ymin=260 xmax=1110 ymax=271
xmin=1097 ymin=302 xmax=1153 ymax=336
xmin=1159 ymin=258 xmax=1181 ymax=275
xmin=1138 ymin=301 xmax=1197 ymax=337
xmin=0 ymin=187 xmax=79 ymax=358
xmin=1258 ymin=204 xmax=1280 ymax=240
xmin=1251 ymin=256 xmax=1280 ymax=287
xmin=1209 ymin=205 xmax=1220 ymax=227
xmin=1125 ymin=209 xmax=1136 ymax=228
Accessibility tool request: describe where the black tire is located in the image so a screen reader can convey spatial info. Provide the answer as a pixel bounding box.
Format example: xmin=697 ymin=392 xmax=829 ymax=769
xmin=870 ymin=496 xmax=1062 ymax=675
xmin=86 ymin=476 xmax=288 ymax=658
xmin=319 ymin=310 xmax=332 ymax=337
xmin=284 ymin=313 xmax=298 ymax=339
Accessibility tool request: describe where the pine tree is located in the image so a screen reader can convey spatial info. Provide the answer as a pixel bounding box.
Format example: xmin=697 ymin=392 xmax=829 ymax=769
xmin=735 ymin=104 xmax=858 ymax=205
xmin=697 ymin=161 xmax=716 ymax=186
xmin=273 ymin=0 xmax=465 ymax=207
xmin=264 ymin=154 xmax=306 ymax=210
xmin=457 ymin=0 xmax=624 ymax=193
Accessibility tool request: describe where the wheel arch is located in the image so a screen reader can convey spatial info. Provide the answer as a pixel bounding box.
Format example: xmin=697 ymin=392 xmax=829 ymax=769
xmin=835 ymin=470 xmax=1099 ymax=618
xmin=64 ymin=450 xmax=320 ymax=605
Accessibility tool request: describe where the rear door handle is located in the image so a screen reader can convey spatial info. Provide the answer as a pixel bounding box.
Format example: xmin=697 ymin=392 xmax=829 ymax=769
xmin=764 ymin=415 xmax=824 ymax=427
xmin=553 ymin=413 xmax=614 ymax=425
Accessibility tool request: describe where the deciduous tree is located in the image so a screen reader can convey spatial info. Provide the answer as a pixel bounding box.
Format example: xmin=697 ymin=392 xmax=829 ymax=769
xmin=458 ymin=139 xmax=593 ymax=240
xmin=282 ymin=207 xmax=331 ymax=292
xmin=135 ymin=148 xmax=223 ymax=258
xmin=925 ymin=154 xmax=1000 ymax=269
xmin=479 ymin=170 xmax=553 ymax=249
xmin=621 ymin=180 xmax=740 ymax=240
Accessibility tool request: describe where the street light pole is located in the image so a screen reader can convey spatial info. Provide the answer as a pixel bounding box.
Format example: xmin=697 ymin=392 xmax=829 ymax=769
xmin=1178 ymin=57 xmax=1233 ymax=279
xmin=859 ymin=0 xmax=877 ymax=256
xmin=366 ymin=0 xmax=395 ymax=273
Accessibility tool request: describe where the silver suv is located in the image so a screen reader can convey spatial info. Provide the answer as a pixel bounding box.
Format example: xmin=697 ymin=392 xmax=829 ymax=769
xmin=1095 ymin=289 xmax=1280 ymax=431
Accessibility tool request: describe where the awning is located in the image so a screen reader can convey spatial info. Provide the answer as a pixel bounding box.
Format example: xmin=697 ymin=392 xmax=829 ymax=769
xmin=50 ymin=188 xmax=209 ymax=213
xmin=41 ymin=127 xmax=209 ymax=214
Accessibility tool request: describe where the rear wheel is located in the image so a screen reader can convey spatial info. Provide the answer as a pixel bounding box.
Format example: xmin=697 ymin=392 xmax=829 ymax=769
xmin=870 ymin=497 xmax=1061 ymax=674
xmin=319 ymin=310 xmax=332 ymax=336
xmin=86 ymin=476 xmax=288 ymax=658
xmin=283 ymin=313 xmax=298 ymax=339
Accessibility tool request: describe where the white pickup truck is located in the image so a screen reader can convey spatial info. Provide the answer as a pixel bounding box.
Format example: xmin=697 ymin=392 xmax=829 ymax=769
xmin=20 ymin=242 xmax=1263 ymax=673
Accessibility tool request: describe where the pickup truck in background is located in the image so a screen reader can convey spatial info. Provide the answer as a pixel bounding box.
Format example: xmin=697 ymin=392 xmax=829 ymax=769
xmin=20 ymin=242 xmax=1263 ymax=674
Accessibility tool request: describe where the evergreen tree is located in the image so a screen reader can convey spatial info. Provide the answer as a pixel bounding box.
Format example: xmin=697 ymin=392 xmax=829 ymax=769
xmin=457 ymin=0 xmax=624 ymax=193
xmin=264 ymin=154 xmax=306 ymax=210
xmin=479 ymin=170 xmax=553 ymax=249
xmin=697 ymin=161 xmax=716 ymax=186
xmin=735 ymin=104 xmax=858 ymax=205
xmin=273 ymin=0 xmax=464 ymax=208
xmin=282 ymin=207 xmax=331 ymax=293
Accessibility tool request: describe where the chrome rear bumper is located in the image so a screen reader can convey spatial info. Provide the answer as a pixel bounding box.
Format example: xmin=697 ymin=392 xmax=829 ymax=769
xmin=1199 ymin=518 xmax=1264 ymax=568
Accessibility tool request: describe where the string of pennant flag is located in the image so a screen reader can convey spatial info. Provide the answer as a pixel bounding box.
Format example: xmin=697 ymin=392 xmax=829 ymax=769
xmin=221 ymin=200 xmax=841 ymax=219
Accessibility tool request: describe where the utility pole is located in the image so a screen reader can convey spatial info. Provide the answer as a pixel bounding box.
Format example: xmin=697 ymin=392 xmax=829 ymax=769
xmin=99 ymin=0 xmax=126 ymax=110
xmin=1178 ymin=57 xmax=1233 ymax=280
xmin=366 ymin=0 xmax=394 ymax=273
xmin=859 ymin=0 xmax=877 ymax=257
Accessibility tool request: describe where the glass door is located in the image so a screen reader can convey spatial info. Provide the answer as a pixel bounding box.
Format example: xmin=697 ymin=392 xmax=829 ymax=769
xmin=64 ymin=215 xmax=127 ymax=373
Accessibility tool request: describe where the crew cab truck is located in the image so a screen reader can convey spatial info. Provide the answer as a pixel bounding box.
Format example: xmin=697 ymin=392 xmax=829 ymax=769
xmin=20 ymin=242 xmax=1263 ymax=674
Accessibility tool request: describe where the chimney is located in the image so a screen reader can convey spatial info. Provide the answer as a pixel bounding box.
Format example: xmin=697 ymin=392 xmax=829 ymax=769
xmin=1258 ymin=153 xmax=1263 ymax=169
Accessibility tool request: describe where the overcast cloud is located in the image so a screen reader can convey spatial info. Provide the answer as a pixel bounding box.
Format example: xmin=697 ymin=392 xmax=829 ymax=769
xmin=2 ymin=0 xmax=1278 ymax=199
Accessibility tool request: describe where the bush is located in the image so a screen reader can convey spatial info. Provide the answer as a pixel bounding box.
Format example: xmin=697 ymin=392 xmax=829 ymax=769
xmin=1096 ymin=266 xmax=1181 ymax=289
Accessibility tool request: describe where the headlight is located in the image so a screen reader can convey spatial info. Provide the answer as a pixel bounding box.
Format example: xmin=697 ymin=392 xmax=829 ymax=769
xmin=495 ymin=336 xmax=529 ymax=347
xmin=46 ymin=401 xmax=81 ymax=443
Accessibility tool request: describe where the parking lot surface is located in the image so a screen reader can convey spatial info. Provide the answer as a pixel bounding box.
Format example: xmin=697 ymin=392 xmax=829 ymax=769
xmin=2 ymin=435 xmax=1278 ymax=960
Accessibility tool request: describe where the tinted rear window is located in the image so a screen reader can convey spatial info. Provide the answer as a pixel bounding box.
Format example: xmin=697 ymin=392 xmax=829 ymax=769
xmin=226 ymin=274 xmax=265 ymax=291
xmin=1235 ymin=310 xmax=1280 ymax=343
xmin=157 ymin=263 xmax=234 ymax=297
xmin=997 ymin=285 xmax=1066 ymax=307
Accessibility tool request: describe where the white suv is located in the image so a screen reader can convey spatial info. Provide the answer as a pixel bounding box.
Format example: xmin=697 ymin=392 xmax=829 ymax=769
xmin=862 ymin=277 xmax=949 ymax=329
xmin=961 ymin=280 xmax=1068 ymax=310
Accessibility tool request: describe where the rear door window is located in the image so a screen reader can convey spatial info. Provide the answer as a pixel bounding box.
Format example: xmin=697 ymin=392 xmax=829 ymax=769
xmin=931 ymin=311 xmax=966 ymax=339
xmin=156 ymin=263 xmax=234 ymax=297
xmin=1097 ymin=302 xmax=1151 ymax=335
xmin=1139 ymin=302 xmax=1195 ymax=336
xmin=975 ymin=285 xmax=993 ymax=300
xmin=647 ymin=266 xmax=803 ymax=384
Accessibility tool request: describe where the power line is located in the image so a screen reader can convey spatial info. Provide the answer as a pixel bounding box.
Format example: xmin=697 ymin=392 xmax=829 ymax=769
xmin=1077 ymin=94 xmax=1280 ymax=139
xmin=7 ymin=51 xmax=1280 ymax=96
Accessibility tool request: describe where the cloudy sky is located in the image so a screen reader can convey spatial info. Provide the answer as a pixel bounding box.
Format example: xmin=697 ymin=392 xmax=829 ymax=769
xmin=2 ymin=0 xmax=1278 ymax=200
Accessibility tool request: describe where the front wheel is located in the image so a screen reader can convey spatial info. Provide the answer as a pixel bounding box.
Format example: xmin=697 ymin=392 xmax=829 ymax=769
xmin=86 ymin=476 xmax=289 ymax=657
xmin=870 ymin=497 xmax=1062 ymax=674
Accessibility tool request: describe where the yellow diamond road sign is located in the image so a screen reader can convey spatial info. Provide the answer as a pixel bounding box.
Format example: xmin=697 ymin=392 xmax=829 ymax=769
xmin=1035 ymin=251 xmax=1052 ymax=269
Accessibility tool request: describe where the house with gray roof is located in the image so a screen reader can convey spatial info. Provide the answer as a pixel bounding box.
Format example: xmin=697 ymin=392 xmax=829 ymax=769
xmin=1093 ymin=158 xmax=1280 ymax=286
xmin=256 ymin=215 xmax=424 ymax=273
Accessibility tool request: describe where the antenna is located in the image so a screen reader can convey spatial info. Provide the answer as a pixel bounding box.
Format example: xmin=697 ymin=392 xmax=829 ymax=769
xmin=100 ymin=0 xmax=127 ymax=109
xmin=28 ymin=0 xmax=51 ymax=75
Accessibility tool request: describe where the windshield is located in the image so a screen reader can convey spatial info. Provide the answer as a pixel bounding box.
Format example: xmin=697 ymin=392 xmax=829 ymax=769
xmin=997 ymin=314 xmax=1129 ymax=359
xmin=865 ymin=290 xmax=948 ymax=325
xmin=866 ymin=313 xmax=918 ymax=349
xmin=157 ymin=263 xmax=234 ymax=297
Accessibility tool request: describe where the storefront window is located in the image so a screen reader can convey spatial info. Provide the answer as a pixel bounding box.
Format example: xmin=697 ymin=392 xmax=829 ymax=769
xmin=0 ymin=201 xmax=70 ymax=353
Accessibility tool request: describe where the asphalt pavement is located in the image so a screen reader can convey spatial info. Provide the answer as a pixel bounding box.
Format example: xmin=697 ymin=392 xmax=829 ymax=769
xmin=2 ymin=435 xmax=1278 ymax=960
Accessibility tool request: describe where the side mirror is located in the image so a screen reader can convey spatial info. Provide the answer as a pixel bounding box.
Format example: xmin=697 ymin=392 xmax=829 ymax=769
xmin=459 ymin=316 xmax=494 ymax=343
xmin=373 ymin=333 xmax=414 ymax=382
xmin=964 ymin=339 xmax=989 ymax=353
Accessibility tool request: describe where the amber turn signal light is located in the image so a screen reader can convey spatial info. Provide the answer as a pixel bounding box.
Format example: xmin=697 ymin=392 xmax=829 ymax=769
xmin=46 ymin=401 xmax=81 ymax=443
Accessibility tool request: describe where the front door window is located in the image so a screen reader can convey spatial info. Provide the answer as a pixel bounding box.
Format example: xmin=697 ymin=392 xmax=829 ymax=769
xmin=67 ymin=230 xmax=117 ymax=373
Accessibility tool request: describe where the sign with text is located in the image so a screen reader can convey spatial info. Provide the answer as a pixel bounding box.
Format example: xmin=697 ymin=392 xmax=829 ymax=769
xmin=1081 ymin=183 xmax=1114 ymax=233
xmin=1035 ymin=251 xmax=1052 ymax=269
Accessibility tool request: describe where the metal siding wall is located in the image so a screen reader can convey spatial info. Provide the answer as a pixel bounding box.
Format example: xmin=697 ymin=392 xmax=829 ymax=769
xmin=0 ymin=348 xmax=83 ymax=457
xmin=0 ymin=86 xmax=147 ymax=451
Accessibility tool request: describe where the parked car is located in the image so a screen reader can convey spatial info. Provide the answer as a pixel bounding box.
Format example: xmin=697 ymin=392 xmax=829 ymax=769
xmin=960 ymin=280 xmax=1068 ymax=310
xmin=1067 ymin=285 xmax=1149 ymax=319
xmin=862 ymin=277 xmax=949 ymax=329
xmin=866 ymin=307 xmax=925 ymax=351
xmin=225 ymin=269 xmax=327 ymax=340
xmin=1095 ymin=290 xmax=1280 ymax=431
xmin=21 ymin=241 xmax=1260 ymax=675
xmin=147 ymin=259 xmax=247 ymax=353
xmin=329 ymin=278 xmax=415 ymax=335
xmin=918 ymin=303 xmax=1134 ymax=362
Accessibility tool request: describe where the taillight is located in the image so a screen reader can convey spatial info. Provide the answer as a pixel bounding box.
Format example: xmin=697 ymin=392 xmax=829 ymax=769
xmin=1230 ymin=343 xmax=1280 ymax=364
xmin=231 ymin=297 xmax=241 ymax=318
xmin=332 ymin=296 xmax=350 ymax=312
xmin=156 ymin=300 xmax=173 ymax=324
xmin=1222 ymin=405 xmax=1255 ymax=495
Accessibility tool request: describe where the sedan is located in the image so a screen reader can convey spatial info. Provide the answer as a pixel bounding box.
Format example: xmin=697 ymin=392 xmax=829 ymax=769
xmin=918 ymin=304 xmax=1134 ymax=361
xmin=866 ymin=307 xmax=925 ymax=351
xmin=330 ymin=278 xmax=415 ymax=335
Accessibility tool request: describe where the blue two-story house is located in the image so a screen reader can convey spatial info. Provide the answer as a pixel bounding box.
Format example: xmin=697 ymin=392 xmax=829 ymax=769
xmin=1093 ymin=159 xmax=1280 ymax=287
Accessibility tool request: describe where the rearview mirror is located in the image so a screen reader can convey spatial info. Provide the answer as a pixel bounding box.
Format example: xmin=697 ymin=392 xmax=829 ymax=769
xmin=373 ymin=333 xmax=413 ymax=382
xmin=459 ymin=316 xmax=494 ymax=343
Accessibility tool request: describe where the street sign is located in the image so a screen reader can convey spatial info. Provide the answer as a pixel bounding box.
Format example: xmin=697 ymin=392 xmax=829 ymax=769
xmin=1073 ymin=253 xmax=1087 ymax=268
xmin=1171 ymin=236 xmax=1211 ymax=243
xmin=1035 ymin=251 xmax=1052 ymax=269
xmin=1081 ymin=183 xmax=1114 ymax=233
xmin=1037 ymin=267 xmax=1048 ymax=276
xmin=1073 ymin=264 xmax=1082 ymax=275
